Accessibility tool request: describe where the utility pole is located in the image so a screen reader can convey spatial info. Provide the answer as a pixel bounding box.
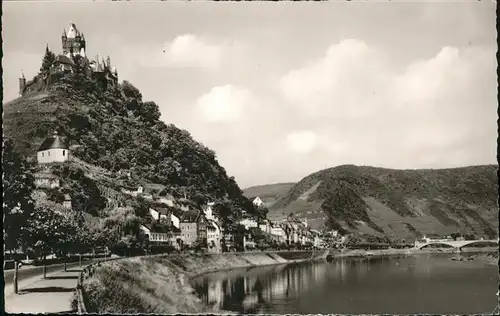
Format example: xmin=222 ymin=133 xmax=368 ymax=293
xmin=14 ymin=258 xmax=19 ymax=294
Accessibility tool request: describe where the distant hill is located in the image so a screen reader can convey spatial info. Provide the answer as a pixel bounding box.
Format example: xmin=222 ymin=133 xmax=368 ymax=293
xmin=242 ymin=182 xmax=295 ymax=206
xmin=268 ymin=164 xmax=498 ymax=239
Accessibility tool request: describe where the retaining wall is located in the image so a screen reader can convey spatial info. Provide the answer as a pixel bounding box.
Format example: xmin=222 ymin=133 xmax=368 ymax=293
xmin=76 ymin=250 xmax=328 ymax=314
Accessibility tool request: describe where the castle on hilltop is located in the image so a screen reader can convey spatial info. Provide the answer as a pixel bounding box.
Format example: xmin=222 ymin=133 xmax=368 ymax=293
xmin=19 ymin=23 xmax=119 ymax=96
xmin=62 ymin=23 xmax=87 ymax=58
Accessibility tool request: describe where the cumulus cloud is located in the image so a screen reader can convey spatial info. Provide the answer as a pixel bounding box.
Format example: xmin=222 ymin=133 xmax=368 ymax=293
xmin=196 ymin=85 xmax=253 ymax=122
xmin=280 ymin=39 xmax=390 ymax=119
xmin=277 ymin=40 xmax=496 ymax=171
xmin=135 ymin=34 xmax=229 ymax=70
xmin=161 ymin=34 xmax=223 ymax=69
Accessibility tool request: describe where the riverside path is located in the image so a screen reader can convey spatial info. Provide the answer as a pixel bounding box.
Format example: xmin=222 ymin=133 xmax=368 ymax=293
xmin=4 ymin=268 xmax=82 ymax=313
xmin=4 ymin=258 xmax=113 ymax=313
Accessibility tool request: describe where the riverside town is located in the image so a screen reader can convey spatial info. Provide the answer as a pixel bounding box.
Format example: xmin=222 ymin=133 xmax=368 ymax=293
xmin=3 ymin=3 xmax=499 ymax=315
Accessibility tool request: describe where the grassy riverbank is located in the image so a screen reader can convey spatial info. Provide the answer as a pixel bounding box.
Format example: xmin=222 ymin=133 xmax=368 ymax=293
xmin=81 ymin=248 xmax=495 ymax=313
xmin=81 ymin=251 xmax=320 ymax=314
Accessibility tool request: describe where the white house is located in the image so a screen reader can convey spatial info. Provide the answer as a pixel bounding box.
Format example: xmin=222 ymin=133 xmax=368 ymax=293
xmin=62 ymin=194 xmax=72 ymax=209
xmin=239 ymin=218 xmax=258 ymax=230
xmin=140 ymin=224 xmax=180 ymax=247
xmin=271 ymin=226 xmax=286 ymax=244
xmin=157 ymin=195 xmax=175 ymax=207
xmin=243 ymin=234 xmax=256 ymax=250
xmin=259 ymin=219 xmax=272 ymax=234
xmin=149 ymin=208 xmax=168 ymax=221
xmin=34 ymin=172 xmax=60 ymax=189
xmin=122 ymin=186 xmax=147 ymax=198
xmin=305 ymin=229 xmax=323 ymax=248
xmin=203 ymin=202 xmax=218 ymax=221
xmin=170 ymin=212 xmax=180 ymax=229
xmin=140 ymin=224 xmax=170 ymax=243
xmin=252 ymin=197 xmax=265 ymax=208
xmin=207 ymin=220 xmax=222 ymax=253
xmin=37 ymin=132 xmax=69 ymax=164
xmin=136 ymin=186 xmax=143 ymax=194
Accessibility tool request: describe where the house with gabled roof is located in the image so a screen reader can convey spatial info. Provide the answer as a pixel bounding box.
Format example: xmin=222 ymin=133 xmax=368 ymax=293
xmin=149 ymin=207 xmax=181 ymax=229
xmin=202 ymin=202 xmax=219 ymax=222
xmin=207 ymin=220 xmax=222 ymax=253
xmin=140 ymin=223 xmax=178 ymax=244
xmin=248 ymin=196 xmax=265 ymax=208
xmin=180 ymin=210 xmax=208 ymax=246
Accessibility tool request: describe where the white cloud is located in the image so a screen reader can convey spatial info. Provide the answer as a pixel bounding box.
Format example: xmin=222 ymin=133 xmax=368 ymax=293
xmin=196 ymin=85 xmax=253 ymax=122
xmin=134 ymin=34 xmax=227 ymax=70
xmin=286 ymin=130 xmax=318 ymax=153
xmin=162 ymin=34 xmax=223 ymax=69
xmin=279 ymin=39 xmax=390 ymax=119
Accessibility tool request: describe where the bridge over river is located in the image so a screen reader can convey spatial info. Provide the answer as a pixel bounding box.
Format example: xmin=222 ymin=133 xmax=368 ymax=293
xmin=415 ymin=239 xmax=498 ymax=250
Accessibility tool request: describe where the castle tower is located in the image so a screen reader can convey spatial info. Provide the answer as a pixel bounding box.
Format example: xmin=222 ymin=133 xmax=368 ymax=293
xmin=19 ymin=71 xmax=26 ymax=96
xmin=62 ymin=23 xmax=86 ymax=58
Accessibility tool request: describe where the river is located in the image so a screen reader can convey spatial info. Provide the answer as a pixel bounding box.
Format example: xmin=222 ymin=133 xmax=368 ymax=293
xmin=191 ymin=253 xmax=498 ymax=314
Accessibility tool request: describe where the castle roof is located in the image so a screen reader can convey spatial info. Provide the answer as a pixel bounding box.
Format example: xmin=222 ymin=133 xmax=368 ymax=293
xmin=66 ymin=23 xmax=80 ymax=39
xmin=38 ymin=132 xmax=69 ymax=152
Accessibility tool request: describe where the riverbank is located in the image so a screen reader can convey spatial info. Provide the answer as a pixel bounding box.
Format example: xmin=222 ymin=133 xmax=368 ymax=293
xmin=327 ymin=247 xmax=498 ymax=264
xmin=81 ymin=251 xmax=325 ymax=314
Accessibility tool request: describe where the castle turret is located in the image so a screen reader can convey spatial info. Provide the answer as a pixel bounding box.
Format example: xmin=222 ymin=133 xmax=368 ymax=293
xmin=62 ymin=23 xmax=86 ymax=58
xmin=19 ymin=71 xmax=26 ymax=97
xmin=66 ymin=23 xmax=78 ymax=39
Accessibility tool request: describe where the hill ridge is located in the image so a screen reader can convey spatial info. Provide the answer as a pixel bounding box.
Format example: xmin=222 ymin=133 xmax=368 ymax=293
xmin=267 ymin=164 xmax=498 ymax=239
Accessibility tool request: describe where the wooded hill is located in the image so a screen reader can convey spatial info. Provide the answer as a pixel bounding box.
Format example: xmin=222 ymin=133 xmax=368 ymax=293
xmin=268 ymin=164 xmax=498 ymax=240
xmin=4 ymin=51 xmax=261 ymax=236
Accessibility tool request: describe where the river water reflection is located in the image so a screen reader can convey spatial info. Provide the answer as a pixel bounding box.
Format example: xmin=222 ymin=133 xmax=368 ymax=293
xmin=191 ymin=254 xmax=498 ymax=314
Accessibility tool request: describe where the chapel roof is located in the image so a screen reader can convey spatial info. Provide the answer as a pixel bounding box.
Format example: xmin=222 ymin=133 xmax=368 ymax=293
xmin=38 ymin=132 xmax=69 ymax=152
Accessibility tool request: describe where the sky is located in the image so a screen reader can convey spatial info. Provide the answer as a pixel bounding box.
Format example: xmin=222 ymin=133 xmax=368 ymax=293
xmin=3 ymin=1 xmax=498 ymax=188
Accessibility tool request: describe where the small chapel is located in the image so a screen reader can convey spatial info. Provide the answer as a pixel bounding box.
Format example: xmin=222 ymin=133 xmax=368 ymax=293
xmin=37 ymin=131 xmax=70 ymax=164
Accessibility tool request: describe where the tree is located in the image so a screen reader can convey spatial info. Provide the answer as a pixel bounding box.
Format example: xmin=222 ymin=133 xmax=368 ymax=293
xmin=176 ymin=238 xmax=184 ymax=251
xmin=137 ymin=101 xmax=161 ymax=124
xmin=40 ymin=45 xmax=56 ymax=73
xmin=193 ymin=239 xmax=208 ymax=253
xmin=450 ymin=232 xmax=462 ymax=241
xmin=53 ymin=215 xmax=79 ymax=271
xmin=121 ymin=81 xmax=142 ymax=102
xmin=3 ymin=139 xmax=36 ymax=253
xmin=3 ymin=139 xmax=36 ymax=294
xmin=24 ymin=207 xmax=68 ymax=279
